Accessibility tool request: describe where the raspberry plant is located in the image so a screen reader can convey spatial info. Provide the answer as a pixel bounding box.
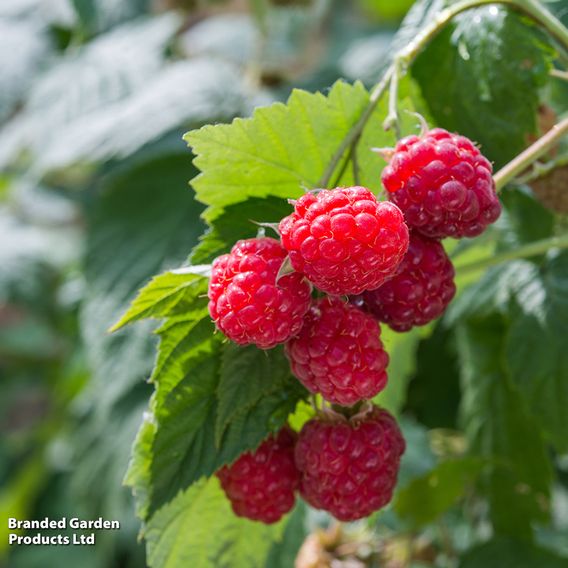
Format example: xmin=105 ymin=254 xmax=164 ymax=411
xmin=109 ymin=0 xmax=568 ymax=566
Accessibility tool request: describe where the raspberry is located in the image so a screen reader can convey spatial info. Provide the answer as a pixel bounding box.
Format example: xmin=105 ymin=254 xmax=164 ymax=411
xmin=295 ymin=405 xmax=405 ymax=522
xmin=285 ymin=297 xmax=389 ymax=406
xmin=357 ymin=232 xmax=456 ymax=332
xmin=217 ymin=427 xmax=300 ymax=524
xmin=208 ymin=237 xmax=311 ymax=349
xmin=381 ymin=128 xmax=501 ymax=238
xmin=279 ymin=187 xmax=409 ymax=295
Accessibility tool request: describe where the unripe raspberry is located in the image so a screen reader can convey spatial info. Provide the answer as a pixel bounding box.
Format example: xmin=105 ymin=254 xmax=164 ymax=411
xmin=279 ymin=187 xmax=409 ymax=295
xmin=381 ymin=128 xmax=501 ymax=238
xmin=217 ymin=427 xmax=300 ymax=524
xmin=358 ymin=232 xmax=456 ymax=332
xmin=208 ymin=237 xmax=311 ymax=349
xmin=295 ymin=405 xmax=405 ymax=522
xmin=285 ymin=297 xmax=388 ymax=406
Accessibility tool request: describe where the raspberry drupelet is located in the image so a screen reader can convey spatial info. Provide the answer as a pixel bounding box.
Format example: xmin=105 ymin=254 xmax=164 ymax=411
xmin=295 ymin=405 xmax=405 ymax=522
xmin=285 ymin=297 xmax=389 ymax=406
xmin=208 ymin=237 xmax=311 ymax=349
xmin=381 ymin=128 xmax=501 ymax=239
xmin=217 ymin=427 xmax=300 ymax=524
xmin=358 ymin=232 xmax=456 ymax=332
xmin=279 ymin=186 xmax=409 ymax=295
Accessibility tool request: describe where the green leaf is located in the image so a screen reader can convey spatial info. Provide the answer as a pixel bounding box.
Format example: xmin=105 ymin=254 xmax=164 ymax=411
xmin=505 ymin=251 xmax=568 ymax=452
xmin=457 ymin=318 xmax=552 ymax=540
xmin=190 ymin=196 xmax=292 ymax=264
xmin=184 ymin=79 xmax=419 ymax=222
xmin=264 ymin=502 xmax=307 ymax=568
xmin=80 ymin=153 xmax=205 ymax=408
xmin=110 ymin=268 xmax=210 ymax=332
xmin=146 ymin=477 xmax=287 ymax=568
xmin=215 ymin=344 xmax=302 ymax=446
xmin=412 ymin=7 xmax=554 ymax=168
xmin=126 ymin=313 xmax=307 ymax=518
xmin=406 ymin=322 xmax=460 ymax=429
xmin=459 ymin=538 xmax=568 ymax=568
xmin=394 ymin=457 xmax=484 ymax=527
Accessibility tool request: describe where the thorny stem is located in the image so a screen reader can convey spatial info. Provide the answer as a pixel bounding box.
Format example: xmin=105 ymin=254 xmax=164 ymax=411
xmin=493 ymin=116 xmax=568 ymax=191
xmin=317 ymin=0 xmax=568 ymax=189
xmin=455 ymin=233 xmax=568 ymax=275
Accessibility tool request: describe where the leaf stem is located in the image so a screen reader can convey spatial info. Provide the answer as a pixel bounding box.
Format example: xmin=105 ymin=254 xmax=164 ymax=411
xmin=455 ymin=233 xmax=568 ymax=275
xmin=493 ymin=117 xmax=568 ymax=191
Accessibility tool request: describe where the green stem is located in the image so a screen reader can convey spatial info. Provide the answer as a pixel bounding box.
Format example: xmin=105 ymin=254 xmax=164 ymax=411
xmin=318 ymin=0 xmax=568 ymax=188
xmin=514 ymin=0 xmax=568 ymax=52
xmin=318 ymin=66 xmax=393 ymax=188
xmin=383 ymin=59 xmax=402 ymax=136
xmin=493 ymin=116 xmax=568 ymax=191
xmin=455 ymin=233 xmax=568 ymax=275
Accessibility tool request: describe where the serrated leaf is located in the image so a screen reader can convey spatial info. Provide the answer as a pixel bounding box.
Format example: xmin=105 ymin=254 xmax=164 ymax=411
xmin=215 ymin=344 xmax=298 ymax=447
xmin=457 ymin=318 xmax=552 ymax=540
xmin=110 ymin=269 xmax=210 ymax=332
xmin=129 ymin=319 xmax=307 ymax=517
xmin=505 ymin=251 xmax=568 ymax=451
xmin=394 ymin=457 xmax=484 ymax=527
xmin=412 ymin=6 xmax=554 ymax=167
xmin=146 ymin=477 xmax=287 ymax=568
xmin=184 ymin=79 xmax=419 ymax=222
xmin=459 ymin=538 xmax=568 ymax=568
xmin=190 ymin=196 xmax=292 ymax=264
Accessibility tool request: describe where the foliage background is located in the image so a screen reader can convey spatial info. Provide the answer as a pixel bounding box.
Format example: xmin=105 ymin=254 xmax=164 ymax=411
xmin=1 ymin=0 xmax=568 ymax=567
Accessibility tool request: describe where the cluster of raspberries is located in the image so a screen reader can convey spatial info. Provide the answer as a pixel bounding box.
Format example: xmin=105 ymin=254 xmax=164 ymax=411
xmin=210 ymin=128 xmax=501 ymax=523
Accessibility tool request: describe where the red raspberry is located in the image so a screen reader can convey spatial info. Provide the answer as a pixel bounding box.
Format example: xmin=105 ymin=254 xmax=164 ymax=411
xmin=208 ymin=237 xmax=311 ymax=349
xmin=217 ymin=427 xmax=300 ymax=524
xmin=285 ymin=297 xmax=388 ymax=406
xmin=358 ymin=232 xmax=456 ymax=332
xmin=279 ymin=187 xmax=409 ymax=295
xmin=295 ymin=405 xmax=405 ymax=522
xmin=381 ymin=128 xmax=501 ymax=238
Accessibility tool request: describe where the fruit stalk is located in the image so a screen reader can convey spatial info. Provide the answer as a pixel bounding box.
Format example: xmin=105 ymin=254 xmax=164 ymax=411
xmin=493 ymin=116 xmax=568 ymax=191
xmin=455 ymin=233 xmax=568 ymax=276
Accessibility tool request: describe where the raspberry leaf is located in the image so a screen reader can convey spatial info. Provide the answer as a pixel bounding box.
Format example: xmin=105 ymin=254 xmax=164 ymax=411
xmin=190 ymin=196 xmax=292 ymax=264
xmin=215 ymin=344 xmax=306 ymax=447
xmin=184 ymin=79 xmax=419 ymax=223
xmin=126 ymin=324 xmax=306 ymax=518
xmin=459 ymin=538 xmax=568 ymax=568
xmin=412 ymin=6 xmax=554 ymax=168
xmin=145 ymin=477 xmax=287 ymax=568
xmin=110 ymin=268 xmax=210 ymax=332
xmin=457 ymin=318 xmax=552 ymax=540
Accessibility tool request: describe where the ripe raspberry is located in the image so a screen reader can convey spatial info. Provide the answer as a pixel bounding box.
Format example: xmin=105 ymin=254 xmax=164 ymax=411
xmin=285 ymin=297 xmax=388 ymax=406
xmin=358 ymin=232 xmax=456 ymax=332
xmin=381 ymin=128 xmax=501 ymax=238
xmin=295 ymin=405 xmax=405 ymax=522
xmin=279 ymin=186 xmax=409 ymax=295
xmin=208 ymin=237 xmax=311 ymax=349
xmin=217 ymin=427 xmax=300 ymax=524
